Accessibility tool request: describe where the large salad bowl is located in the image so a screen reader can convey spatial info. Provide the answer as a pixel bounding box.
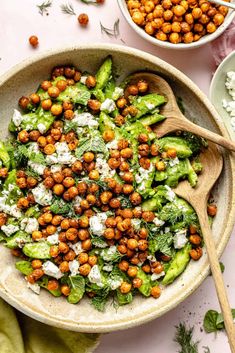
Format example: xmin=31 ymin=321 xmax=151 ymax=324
xmin=0 ymin=44 xmax=234 ymax=332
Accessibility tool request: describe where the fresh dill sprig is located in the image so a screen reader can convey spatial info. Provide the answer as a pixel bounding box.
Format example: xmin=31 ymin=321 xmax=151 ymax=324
xmin=37 ymin=0 xmax=52 ymax=16
xmin=174 ymin=323 xmax=199 ymax=353
xmin=100 ymin=19 xmax=120 ymax=38
xmin=61 ymin=3 xmax=76 ymax=15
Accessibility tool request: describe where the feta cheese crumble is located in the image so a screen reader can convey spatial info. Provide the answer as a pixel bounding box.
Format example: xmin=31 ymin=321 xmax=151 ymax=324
xmin=108 ymin=277 xmax=122 ymax=290
xmin=32 ymin=183 xmax=53 ymax=206
xmin=223 ymin=71 xmax=235 ymax=132
xmin=173 ymin=229 xmax=188 ymax=249
xmin=152 ymin=217 xmax=165 ymax=227
xmin=28 ymin=161 xmax=45 ymax=175
xmin=69 ymin=241 xmax=83 ymax=255
xmin=151 ymin=271 xmax=165 ymax=281
xmin=89 ymin=212 xmax=107 ymax=236
xmin=95 ymin=155 xmax=115 ymax=179
xmin=69 ymin=260 xmax=80 ymax=276
xmin=37 ymin=123 xmax=47 ymax=134
xmin=26 ymin=281 xmax=41 ymax=295
xmin=73 ymin=112 xmax=98 ymax=127
xmin=88 ymin=265 xmax=103 ymax=287
xmin=112 ymin=87 xmax=124 ymax=100
xmin=12 ymin=109 xmax=23 ymax=127
xmin=47 ymin=233 xmax=59 ymax=245
xmin=1 ymin=224 xmax=19 ymax=237
xmin=164 ymin=185 xmax=176 ymax=202
xmin=100 ymin=98 xmax=116 ymax=113
xmin=20 ymin=217 xmax=39 ymax=234
xmin=42 ymin=261 xmax=64 ymax=279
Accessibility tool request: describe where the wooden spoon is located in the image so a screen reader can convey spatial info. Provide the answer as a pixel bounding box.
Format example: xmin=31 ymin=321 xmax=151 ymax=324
xmin=173 ymin=143 xmax=235 ymax=353
xmin=127 ymin=73 xmax=235 ymax=152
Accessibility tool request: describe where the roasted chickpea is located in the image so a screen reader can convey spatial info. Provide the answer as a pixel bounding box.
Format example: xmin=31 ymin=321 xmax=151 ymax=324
xmin=47 ymin=279 xmax=59 ymax=291
xmin=151 ymin=286 xmax=161 ymax=298
xmin=114 ymin=114 xmax=126 ymax=126
xmin=207 ymin=204 xmax=217 ymax=216
xmin=78 ymin=215 xmax=89 ymax=228
xmin=156 ymin=160 xmax=166 ymax=171
xmin=65 ymin=228 xmax=78 ymax=241
xmin=85 ymin=75 xmax=96 ymax=89
xmin=127 ymin=238 xmax=138 ymax=250
xmin=207 ymin=21 xmax=216 ymax=33
xmin=190 ymin=247 xmax=203 ymax=260
xmin=83 ymin=152 xmax=94 ymax=163
xmin=77 ymin=182 xmax=88 ymax=195
xmin=52 ymin=183 xmax=64 ymax=196
xmin=189 ymin=234 xmax=202 ymax=245
xmin=213 ymin=13 xmax=224 ymax=26
xmin=138 ymin=239 xmax=148 ymax=251
xmin=139 ymin=157 xmax=151 ymax=169
xmin=167 ymin=148 xmax=177 ymax=158
xmin=41 ymin=80 xmax=52 ymax=91
xmin=51 ymin=104 xmax=63 ymax=116
xmin=109 ymin=198 xmax=121 ymax=209
xmin=133 ymin=278 xmax=142 ymax=288
xmin=62 ymin=177 xmax=74 ymax=188
xmin=18 ymin=96 xmax=30 ymax=110
xmin=16 ymin=177 xmax=27 ymax=189
xmin=79 ymin=263 xmax=91 ymax=276
xmin=44 ymin=144 xmax=56 ymax=155
xmin=58 ymin=242 xmax=69 ymax=254
xmin=129 ymin=192 xmax=142 ymax=205
xmin=100 ymin=191 xmax=113 ymax=204
xmin=117 ymin=139 xmax=129 ymax=150
xmin=128 ymin=84 xmax=139 ymax=96
xmin=59 ymin=261 xmax=69 ymax=273
xmin=116 ymin=97 xmax=127 ymax=109
xmin=120 ymin=281 xmax=132 ymax=294
xmin=18 ymin=130 xmax=29 ymax=143
xmin=0 ymin=213 xmax=7 ymax=227
xmin=102 ymin=129 xmax=115 ymax=142
xmin=132 ymin=11 xmax=145 ymax=25
xmin=122 ymin=184 xmax=134 ymax=195
xmin=56 ymin=79 xmax=67 ymax=92
xmin=61 ymin=284 xmax=71 ymax=296
xmin=48 ymin=86 xmax=60 ymax=99
xmin=77 ymin=253 xmax=88 ymax=265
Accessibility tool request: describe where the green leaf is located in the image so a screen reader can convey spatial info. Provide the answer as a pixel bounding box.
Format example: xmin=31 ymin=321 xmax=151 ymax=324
xmin=15 ymin=260 xmax=33 ymax=275
xmin=116 ymin=289 xmax=133 ymax=305
xmin=203 ymin=309 xmax=235 ymax=333
xmin=75 ymin=131 xmax=107 ymax=158
xmin=68 ymin=275 xmax=85 ymax=304
xmin=23 ymin=242 xmax=51 ymax=259
xmin=91 ymin=287 xmax=110 ymax=312
xmin=203 ymin=310 xmax=219 ymax=333
xmin=149 ymin=232 xmax=173 ymax=257
xmin=50 ymin=198 xmax=73 ymax=215
xmin=5 ymin=231 xmax=31 ymax=249
xmin=91 ymin=237 xmax=108 ymax=248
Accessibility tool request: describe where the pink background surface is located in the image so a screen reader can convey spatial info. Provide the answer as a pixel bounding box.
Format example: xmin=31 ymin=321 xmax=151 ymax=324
xmin=0 ymin=1 xmax=234 ymax=352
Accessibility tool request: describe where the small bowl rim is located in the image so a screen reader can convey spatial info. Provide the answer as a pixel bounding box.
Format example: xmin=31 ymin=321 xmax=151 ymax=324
xmin=117 ymin=0 xmax=235 ymax=50
xmin=0 ymin=43 xmax=235 ymax=332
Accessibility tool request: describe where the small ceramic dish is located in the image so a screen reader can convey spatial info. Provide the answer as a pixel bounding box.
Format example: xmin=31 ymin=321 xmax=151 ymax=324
xmin=0 ymin=44 xmax=234 ymax=333
xmin=117 ymin=0 xmax=235 ymax=50
xmin=210 ymin=50 xmax=235 ymax=140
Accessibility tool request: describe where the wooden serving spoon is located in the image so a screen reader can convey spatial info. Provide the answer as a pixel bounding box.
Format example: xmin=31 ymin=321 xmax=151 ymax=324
xmin=128 ymin=73 xmax=235 ymax=152
xmin=173 ymin=143 xmax=235 ymax=353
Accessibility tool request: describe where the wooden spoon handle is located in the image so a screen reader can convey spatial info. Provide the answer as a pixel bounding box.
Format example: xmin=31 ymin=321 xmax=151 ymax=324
xmin=197 ymin=207 xmax=235 ymax=352
xmin=173 ymin=118 xmax=235 ymax=152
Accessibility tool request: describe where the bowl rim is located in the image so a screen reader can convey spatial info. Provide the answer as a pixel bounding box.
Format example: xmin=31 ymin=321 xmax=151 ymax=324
xmin=0 ymin=43 xmax=235 ymax=332
xmin=209 ymin=49 xmax=235 ymax=100
xmin=117 ymin=0 xmax=235 ymax=50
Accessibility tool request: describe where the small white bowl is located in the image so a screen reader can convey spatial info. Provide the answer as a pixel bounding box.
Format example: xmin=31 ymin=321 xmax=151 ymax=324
xmin=210 ymin=50 xmax=235 ymax=139
xmin=117 ymin=0 xmax=235 ymax=50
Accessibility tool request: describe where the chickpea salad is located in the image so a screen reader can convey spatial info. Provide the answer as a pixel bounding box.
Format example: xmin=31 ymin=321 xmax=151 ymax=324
xmin=0 ymin=57 xmax=217 ymax=311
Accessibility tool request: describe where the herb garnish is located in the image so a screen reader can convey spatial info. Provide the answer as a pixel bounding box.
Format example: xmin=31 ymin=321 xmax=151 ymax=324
xmin=203 ymin=309 xmax=235 ymax=333
xmin=175 ymin=323 xmax=211 ymax=353
xmin=37 ymin=0 xmax=52 ymax=16
xmin=61 ymin=3 xmax=76 ymax=15
xmin=100 ymin=19 xmax=120 ymax=38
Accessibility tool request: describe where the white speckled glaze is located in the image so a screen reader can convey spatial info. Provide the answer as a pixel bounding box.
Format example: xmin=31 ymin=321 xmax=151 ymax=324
xmin=117 ymin=0 xmax=235 ymax=50
xmin=0 ymin=44 xmax=234 ymax=333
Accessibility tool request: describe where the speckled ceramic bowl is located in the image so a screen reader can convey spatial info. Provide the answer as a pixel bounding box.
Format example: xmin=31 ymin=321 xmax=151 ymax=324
xmin=117 ymin=0 xmax=235 ymax=50
xmin=210 ymin=50 xmax=235 ymax=140
xmin=0 ymin=44 xmax=234 ymax=333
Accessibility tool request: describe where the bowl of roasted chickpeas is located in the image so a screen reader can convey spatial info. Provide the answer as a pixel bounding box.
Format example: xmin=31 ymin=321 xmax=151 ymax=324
xmin=118 ymin=0 xmax=235 ymax=48
xmin=0 ymin=44 xmax=234 ymax=333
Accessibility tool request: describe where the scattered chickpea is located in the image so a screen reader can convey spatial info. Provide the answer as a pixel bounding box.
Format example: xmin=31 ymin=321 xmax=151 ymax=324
xmin=189 ymin=247 xmax=203 ymax=260
xmin=151 ymin=286 xmax=161 ymax=298
xmin=78 ymin=13 xmax=89 ymax=26
xmin=120 ymin=282 xmax=132 ymax=294
xmin=29 ymin=35 xmax=39 ymax=48
xmin=207 ymin=204 xmax=217 ymax=216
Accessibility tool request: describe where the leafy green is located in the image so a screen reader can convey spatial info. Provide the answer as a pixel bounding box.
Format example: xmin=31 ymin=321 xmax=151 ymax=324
xmin=130 ymin=93 xmax=166 ymax=119
xmin=57 ymin=83 xmax=91 ymax=105
xmin=159 ymin=197 xmax=198 ymax=227
xmin=0 ymin=141 xmax=11 ymax=168
xmin=75 ymin=131 xmax=107 ymax=158
xmin=181 ymin=132 xmax=208 ymax=155
xmin=158 ymin=137 xmax=193 ymax=158
xmin=203 ymin=309 xmax=235 ymax=333
xmin=50 ymin=198 xmax=73 ymax=215
xmin=91 ymin=287 xmax=110 ymax=312
xmin=91 ymin=237 xmax=108 ymax=248
xmin=15 ymin=260 xmax=33 ymax=275
xmin=137 ymin=268 xmax=152 ymax=297
xmin=116 ymin=289 xmax=133 ymax=305
xmin=95 ymin=56 xmax=112 ymax=90
xmin=149 ymin=232 xmax=173 ymax=257
xmin=219 ymin=262 xmax=225 ymax=273
xmin=5 ymin=231 xmax=31 ymax=249
xmin=14 ymin=143 xmax=46 ymax=168
xmin=118 ymin=195 xmax=132 ymax=208
xmin=68 ymin=275 xmax=85 ymax=304
xmin=101 ymin=247 xmax=122 ymax=263
xmin=39 ymin=276 xmax=62 ymax=297
xmin=23 ymin=242 xmax=51 ymax=259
